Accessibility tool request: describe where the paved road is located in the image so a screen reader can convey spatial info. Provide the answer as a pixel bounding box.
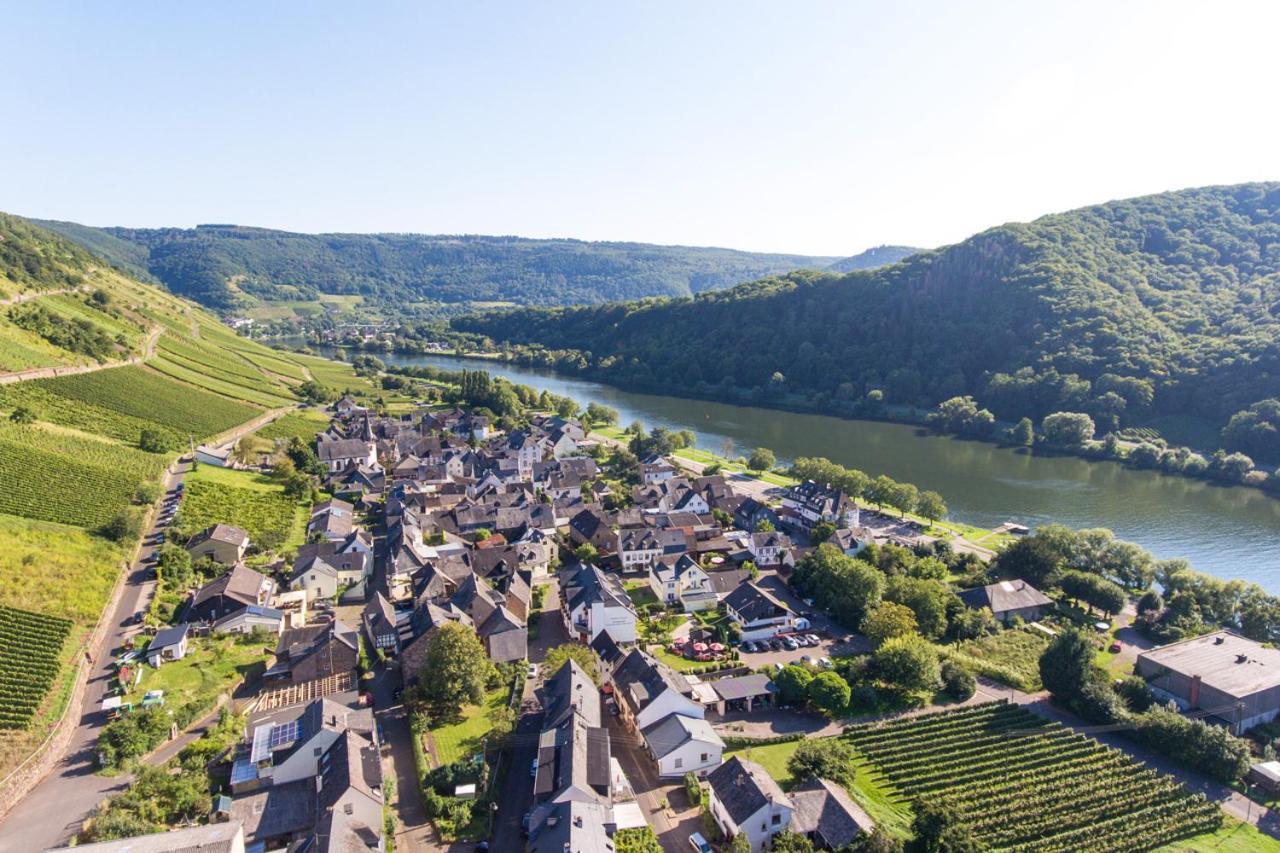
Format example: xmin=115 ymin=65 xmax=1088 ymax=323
xmin=0 ymin=463 xmax=186 ymax=851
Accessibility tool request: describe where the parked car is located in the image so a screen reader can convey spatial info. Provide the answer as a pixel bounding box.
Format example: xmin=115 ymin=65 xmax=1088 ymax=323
xmin=769 ymin=639 xmax=783 ymax=651
xmin=773 ymin=662 xmax=784 ymax=673
xmin=805 ymin=634 xmax=821 ymax=646
xmin=527 ymin=663 xmax=539 ymax=679
xmin=801 ymin=654 xmax=813 ymax=665
xmin=782 ymin=637 xmax=799 ymax=651
xmin=606 ymin=699 xmax=620 ymax=716
xmin=819 ymin=657 xmax=833 ymax=669
xmin=1108 ymin=641 xmax=1122 ymax=653
xmin=740 ymin=641 xmax=756 ymax=653
xmin=689 ymin=833 xmax=713 ymax=853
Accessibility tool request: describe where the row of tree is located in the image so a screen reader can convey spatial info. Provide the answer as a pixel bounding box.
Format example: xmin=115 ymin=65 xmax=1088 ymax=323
xmin=790 ymin=456 xmax=948 ymax=523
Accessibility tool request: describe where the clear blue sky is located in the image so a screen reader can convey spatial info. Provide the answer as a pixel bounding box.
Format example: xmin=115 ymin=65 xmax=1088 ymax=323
xmin=3 ymin=2 xmax=1277 ymax=255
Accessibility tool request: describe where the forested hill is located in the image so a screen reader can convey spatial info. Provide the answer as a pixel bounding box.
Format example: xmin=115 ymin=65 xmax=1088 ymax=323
xmin=826 ymin=244 xmax=921 ymax=272
xmin=454 ymin=183 xmax=1280 ymax=450
xmin=29 ymin=220 xmax=840 ymax=312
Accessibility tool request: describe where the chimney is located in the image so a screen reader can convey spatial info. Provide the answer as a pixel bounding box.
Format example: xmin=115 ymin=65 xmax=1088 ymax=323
xmin=1215 ymin=636 xmax=1225 ymax=644
xmin=1189 ymin=674 xmax=1201 ymax=708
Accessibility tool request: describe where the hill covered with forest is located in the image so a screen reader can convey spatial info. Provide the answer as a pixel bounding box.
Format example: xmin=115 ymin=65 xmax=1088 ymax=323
xmin=30 ymin=220 xmax=845 ymax=314
xmin=826 ymin=244 xmax=921 ymax=272
xmin=454 ymin=183 xmax=1280 ymax=462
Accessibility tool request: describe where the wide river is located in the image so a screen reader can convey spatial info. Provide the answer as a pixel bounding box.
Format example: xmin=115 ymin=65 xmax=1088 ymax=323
xmin=343 ymin=350 xmax=1280 ymax=591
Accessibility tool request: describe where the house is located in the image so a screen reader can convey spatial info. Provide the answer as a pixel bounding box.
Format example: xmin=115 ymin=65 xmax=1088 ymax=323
xmin=610 ymin=648 xmax=704 ymax=732
xmin=316 ymin=437 xmax=376 ymax=473
xmin=46 ymin=820 xmax=247 ymax=853
xmin=707 ymin=568 xmax=751 ymax=601
xmin=648 ymin=554 xmax=717 ymax=612
xmin=706 ymin=756 xmax=795 ymax=853
xmin=748 ymin=531 xmax=792 ymax=566
xmin=534 ymin=712 xmax=613 ymax=805
xmin=734 ymin=498 xmax=780 ymax=535
xmin=187 ymin=563 xmax=275 ymax=623
xmin=308 ymin=498 xmax=357 ymax=541
xmin=145 ymin=623 xmax=190 ymax=667
xmin=271 ymin=620 xmax=360 ymax=685
xmin=561 ymin=564 xmax=638 ymax=644
xmin=568 ymin=507 xmax=619 ymax=555
xmin=958 ymin=579 xmax=1054 ymax=624
xmin=289 ymin=553 xmax=370 ymax=603
xmin=194 ymin=443 xmax=232 ymax=468
xmin=525 ymin=799 xmax=615 ymax=853
xmin=639 ymin=712 xmax=724 ymax=778
xmin=641 ymin=456 xmax=678 ymax=484
xmin=333 ymin=395 xmax=364 ymax=416
xmin=618 ymin=527 xmax=689 ymax=570
xmin=186 ymin=524 xmax=250 ymax=565
xmin=780 ymin=480 xmax=858 ymax=533
xmin=1137 ymin=631 xmax=1280 ymax=733
xmin=214 ymin=604 xmax=287 ymax=636
xmin=236 ymin=697 xmax=374 ymax=791
xmin=724 ymin=582 xmax=794 ymax=641
xmin=363 ymin=591 xmax=399 ymax=655
xmin=789 ymin=778 xmax=875 ymax=850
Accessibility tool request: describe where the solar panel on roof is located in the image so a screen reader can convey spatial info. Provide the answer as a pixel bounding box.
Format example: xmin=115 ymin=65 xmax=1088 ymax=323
xmin=270 ymin=719 xmax=301 ymax=748
xmin=231 ymin=758 xmax=259 ymax=785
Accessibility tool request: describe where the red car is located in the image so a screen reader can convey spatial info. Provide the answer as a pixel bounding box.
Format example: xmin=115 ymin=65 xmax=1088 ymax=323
xmin=1108 ymin=641 xmax=1122 ymax=654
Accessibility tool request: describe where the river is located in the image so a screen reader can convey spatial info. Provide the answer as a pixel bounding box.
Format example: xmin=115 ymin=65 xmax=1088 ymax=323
xmin=333 ymin=349 xmax=1280 ymax=591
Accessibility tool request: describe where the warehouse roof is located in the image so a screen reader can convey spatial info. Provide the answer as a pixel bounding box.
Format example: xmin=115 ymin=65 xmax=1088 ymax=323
xmin=1138 ymin=630 xmax=1280 ymax=698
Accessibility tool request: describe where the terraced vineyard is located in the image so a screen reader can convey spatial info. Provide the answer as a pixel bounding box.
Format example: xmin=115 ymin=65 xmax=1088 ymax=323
xmin=174 ymin=476 xmax=303 ymax=550
xmin=846 ymin=703 xmax=1222 ymax=852
xmin=0 ymin=605 xmax=73 ymax=729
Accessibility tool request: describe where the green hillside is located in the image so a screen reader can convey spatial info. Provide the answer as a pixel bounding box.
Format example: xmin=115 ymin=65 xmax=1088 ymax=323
xmin=826 ymin=244 xmax=921 ymax=272
xmin=31 ymin=219 xmax=839 ymax=313
xmin=455 ymin=183 xmax=1280 ymax=461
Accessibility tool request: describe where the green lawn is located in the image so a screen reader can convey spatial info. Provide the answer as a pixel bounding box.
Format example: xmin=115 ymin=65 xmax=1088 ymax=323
xmin=430 ymin=688 xmax=507 ymax=767
xmin=943 ymin=627 xmax=1052 ymax=691
xmin=651 ymin=647 xmax=723 ymax=673
xmin=1160 ymin=818 xmax=1280 ymax=852
xmin=623 ymin=579 xmax=659 ymax=608
xmin=127 ymin=634 xmax=268 ymax=722
xmin=725 ymin=738 xmax=914 ymax=838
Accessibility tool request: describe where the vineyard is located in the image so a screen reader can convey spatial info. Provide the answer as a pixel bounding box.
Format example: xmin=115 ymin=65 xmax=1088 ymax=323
xmin=255 ymin=409 xmax=329 ymax=443
xmin=174 ymin=474 xmax=304 ymax=551
xmin=845 ymin=702 xmax=1223 ymax=852
xmin=0 ymin=435 xmax=148 ymax=528
xmin=0 ymin=605 xmax=73 ymax=729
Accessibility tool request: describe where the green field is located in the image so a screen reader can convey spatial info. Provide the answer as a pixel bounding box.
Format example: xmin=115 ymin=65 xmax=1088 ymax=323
xmin=725 ymin=738 xmax=914 ymax=838
xmin=255 ymin=409 xmax=330 ymax=443
xmin=0 ymin=605 xmax=74 ymax=729
xmin=846 ymin=702 xmax=1223 ymax=852
xmin=175 ymin=466 xmax=307 ymax=551
xmin=943 ymin=628 xmax=1052 ymax=692
xmin=0 ymin=513 xmax=129 ymax=623
xmin=429 ymin=687 xmax=507 ymax=767
xmin=126 ymin=634 xmax=267 ymax=723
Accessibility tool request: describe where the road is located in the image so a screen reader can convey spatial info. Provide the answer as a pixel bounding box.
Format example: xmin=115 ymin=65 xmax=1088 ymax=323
xmin=0 ymin=462 xmax=186 ymax=851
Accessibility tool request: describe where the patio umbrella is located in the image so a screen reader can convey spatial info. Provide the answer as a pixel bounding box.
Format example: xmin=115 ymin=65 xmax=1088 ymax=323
xmin=693 ymin=643 xmax=708 ymax=652
xmin=672 ymin=636 xmax=688 ymax=646
xmin=709 ymin=643 xmax=725 ymax=652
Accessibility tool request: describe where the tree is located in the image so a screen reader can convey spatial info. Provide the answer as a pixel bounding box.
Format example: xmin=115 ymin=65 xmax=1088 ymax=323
xmin=871 ymin=634 xmax=939 ymax=694
xmin=137 ymin=427 xmax=167 ymax=452
xmin=774 ymin=664 xmax=814 ymax=705
xmin=1041 ymin=411 xmax=1096 ymax=446
xmin=916 ymin=490 xmax=947 ymax=524
xmin=8 ymin=406 xmax=36 ymax=424
xmin=911 ymin=798 xmax=983 ymax=852
xmin=886 ymin=482 xmax=918 ymax=518
xmin=573 ymin=542 xmax=599 ymax=565
xmin=753 ymin=518 xmax=775 ymax=533
xmin=992 ymin=536 xmax=1061 ymax=588
xmin=585 ymin=402 xmax=619 ymax=427
xmin=884 ymin=575 xmax=952 ymax=639
xmin=808 ymin=671 xmax=852 ymax=716
xmin=1222 ymin=399 xmax=1280 ymax=462
xmin=728 ymin=833 xmax=752 ymax=853
xmin=792 ymin=545 xmax=884 ymax=629
xmin=747 ymin=447 xmax=776 ymax=472
xmin=862 ymin=601 xmax=918 ymax=646
xmin=1010 ymin=416 xmax=1034 ymax=446
xmin=940 ymin=660 xmax=976 ymax=700
xmin=613 ymin=827 xmax=663 ymax=853
xmin=768 ymin=831 xmax=815 ymax=852
xmin=810 ymin=521 xmax=836 ymax=544
xmin=1136 ymin=588 xmax=1164 ymax=616
xmin=787 ymin=738 xmax=856 ymax=788
xmin=1038 ymin=628 xmax=1095 ymax=700
xmin=410 ymin=623 xmax=495 ymax=718
xmin=541 ymin=644 xmax=600 ymax=685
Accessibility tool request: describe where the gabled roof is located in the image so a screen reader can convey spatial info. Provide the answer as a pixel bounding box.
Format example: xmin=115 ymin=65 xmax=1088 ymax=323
xmin=640 ymin=712 xmax=724 ymax=758
xmin=190 ymin=563 xmax=270 ymax=609
xmin=789 ymin=777 xmax=874 ymax=848
xmin=542 ymin=659 xmax=601 ymax=729
xmin=611 ymin=649 xmax=692 ymax=712
xmin=149 ymin=623 xmax=189 ymax=650
xmin=186 ymin=523 xmax=249 ymax=549
xmin=958 ymin=579 xmax=1053 ymax=614
xmin=564 ymin=564 xmax=635 ymax=615
xmin=51 ymin=820 xmax=247 ymax=852
xmin=707 ymin=568 xmax=750 ymax=596
xmin=707 ymin=756 xmax=791 ymax=825
xmin=724 ymin=582 xmax=792 ymax=622
xmin=316 ymin=438 xmax=372 ymax=461
xmin=589 ymin=630 xmax=624 ymax=668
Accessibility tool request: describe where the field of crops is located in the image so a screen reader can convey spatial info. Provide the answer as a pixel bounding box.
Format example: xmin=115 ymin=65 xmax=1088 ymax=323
xmin=149 ymin=353 xmax=296 ymax=407
xmin=0 ymin=366 xmax=261 ymax=445
xmin=944 ymin=628 xmax=1051 ymax=691
xmin=255 ymin=409 xmax=329 ymax=443
xmin=0 ymin=605 xmax=73 ymax=729
xmin=0 ymin=514 xmax=127 ymax=623
xmin=846 ymin=702 xmax=1222 ymax=852
xmin=175 ymin=475 xmax=303 ymax=551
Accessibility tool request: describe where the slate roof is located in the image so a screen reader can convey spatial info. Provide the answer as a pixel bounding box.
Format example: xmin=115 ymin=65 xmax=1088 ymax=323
xmin=789 ymin=777 xmax=875 ymax=848
xmin=640 ymin=712 xmax=724 ymax=758
xmin=611 ymin=649 xmax=692 ymax=713
xmin=526 ymin=799 xmax=614 ymax=853
xmin=542 ymin=659 xmax=601 ymax=729
xmin=48 ymin=820 xmax=246 ymax=852
xmin=317 ymin=438 xmax=371 ymax=462
xmin=485 ymin=625 xmax=529 ymax=663
xmin=190 ymin=563 xmax=271 ymax=609
xmin=724 ymin=582 xmax=792 ymax=623
xmin=149 ymin=623 xmax=189 ymax=651
xmin=707 ymin=568 xmax=750 ymax=596
xmin=707 ymin=755 xmax=790 ymax=825
xmin=564 ymin=564 xmax=635 ymax=614
xmin=187 ymin=523 xmax=249 ymax=548
xmin=958 ymin=579 xmax=1053 ymax=615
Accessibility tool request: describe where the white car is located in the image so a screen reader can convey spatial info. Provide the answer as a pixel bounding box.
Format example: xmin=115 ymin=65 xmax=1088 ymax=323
xmin=688 ymin=832 xmax=713 ymax=853
xmin=527 ymin=663 xmax=539 ymax=679
xmin=818 ymin=657 xmax=834 ymax=669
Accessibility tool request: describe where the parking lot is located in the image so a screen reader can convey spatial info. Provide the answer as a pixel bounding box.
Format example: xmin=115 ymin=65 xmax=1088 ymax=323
xmin=736 ymin=632 xmax=866 ymax=671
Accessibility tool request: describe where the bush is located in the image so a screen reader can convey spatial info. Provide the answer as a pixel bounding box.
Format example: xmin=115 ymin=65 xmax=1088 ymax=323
xmin=786 ymin=738 xmax=856 ymax=788
xmin=684 ymin=771 xmax=702 ymax=806
xmin=940 ymin=660 xmax=976 ymax=700
xmin=1129 ymin=704 xmax=1251 ymax=783
xmin=1116 ymin=675 xmax=1155 ymax=712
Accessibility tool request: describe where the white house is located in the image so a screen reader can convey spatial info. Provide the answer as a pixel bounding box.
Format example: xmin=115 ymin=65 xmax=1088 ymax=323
xmin=316 ymin=438 xmax=376 ymax=474
xmin=145 ymin=624 xmax=190 ymax=668
xmin=707 ymin=756 xmax=795 ymax=853
xmin=611 ymin=649 xmax=705 ymax=731
xmin=780 ymin=480 xmax=858 ymax=533
xmin=561 ymin=564 xmax=638 ymax=644
xmin=213 ymin=605 xmax=286 ymax=636
xmin=289 ymin=554 xmax=369 ymax=602
xmin=641 ymin=456 xmax=678 ymax=484
xmin=648 ymin=554 xmax=717 ymax=612
xmin=640 ymin=712 xmax=725 ymax=778
xmin=240 ymin=698 xmax=375 ymax=790
xmin=194 ymin=443 xmax=232 ymax=468
xmin=724 ymin=582 xmax=794 ymax=642
xmin=748 ymin=531 xmax=792 ymax=567
xmin=619 ymin=528 xmax=688 ymax=571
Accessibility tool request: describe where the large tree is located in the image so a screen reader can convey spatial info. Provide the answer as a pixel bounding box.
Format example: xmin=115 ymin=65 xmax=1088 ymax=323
xmin=871 ymin=634 xmax=940 ymax=695
xmin=1038 ymin=628 xmax=1095 ymax=700
xmin=542 ymin=643 xmax=601 ymax=685
xmin=808 ymin=671 xmax=852 ymax=717
xmin=411 ymin=623 xmax=496 ymax=718
xmin=862 ymin=601 xmax=918 ymax=646
xmin=786 ymin=737 xmax=856 ymax=788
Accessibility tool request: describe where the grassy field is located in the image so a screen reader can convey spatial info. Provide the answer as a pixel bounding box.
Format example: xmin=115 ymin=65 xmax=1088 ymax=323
xmin=725 ymin=738 xmax=914 ymax=839
xmin=623 ymin=578 xmax=659 ymax=608
xmin=126 ymin=634 xmax=267 ymax=722
xmin=429 ymin=687 xmax=507 ymax=767
xmin=176 ymin=466 xmax=307 ymax=551
xmin=1157 ymin=818 xmax=1280 ymax=852
xmin=943 ymin=627 xmax=1052 ymax=691
xmin=0 ymin=513 xmax=128 ymax=623
xmin=255 ymin=409 xmax=330 ymax=443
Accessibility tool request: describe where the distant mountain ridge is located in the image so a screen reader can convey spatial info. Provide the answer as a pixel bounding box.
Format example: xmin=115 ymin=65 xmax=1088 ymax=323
xmin=826 ymin=245 xmax=921 ymax=272
xmin=30 ymin=220 xmax=859 ymax=313
xmin=453 ymin=183 xmax=1280 ymax=439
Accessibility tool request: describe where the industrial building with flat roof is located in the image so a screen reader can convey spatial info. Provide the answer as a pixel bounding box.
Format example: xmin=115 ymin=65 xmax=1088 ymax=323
xmin=1136 ymin=630 xmax=1280 ymax=733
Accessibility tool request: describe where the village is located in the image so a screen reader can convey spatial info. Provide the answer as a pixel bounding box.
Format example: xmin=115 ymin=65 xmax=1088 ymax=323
xmin=52 ymin=393 xmax=1280 ymax=853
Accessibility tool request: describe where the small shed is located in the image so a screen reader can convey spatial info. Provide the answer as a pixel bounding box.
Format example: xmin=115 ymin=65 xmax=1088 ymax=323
xmin=195 ymin=443 xmax=232 ymax=468
xmin=146 ymin=623 xmax=190 ymax=667
xmin=1248 ymin=761 xmax=1280 ymax=792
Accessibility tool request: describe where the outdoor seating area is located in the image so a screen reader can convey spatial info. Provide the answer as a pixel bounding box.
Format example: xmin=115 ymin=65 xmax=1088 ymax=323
xmin=669 ymin=636 xmax=731 ymax=663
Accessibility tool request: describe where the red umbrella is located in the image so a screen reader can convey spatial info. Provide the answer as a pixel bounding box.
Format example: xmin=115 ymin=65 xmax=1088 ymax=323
xmin=709 ymin=643 xmax=725 ymax=652
xmin=693 ymin=642 xmax=708 ymax=652
xmin=672 ymin=637 xmax=688 ymax=646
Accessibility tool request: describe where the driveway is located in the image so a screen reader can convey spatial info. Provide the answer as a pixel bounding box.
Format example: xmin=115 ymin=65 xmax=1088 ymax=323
xmin=606 ymin=713 xmax=702 ymax=853
xmin=0 ymin=463 xmax=188 ymax=851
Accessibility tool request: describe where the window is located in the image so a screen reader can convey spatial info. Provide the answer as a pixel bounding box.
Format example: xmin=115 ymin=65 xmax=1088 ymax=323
xmin=700 ymin=753 xmax=709 ymax=762
xmin=772 ymin=814 xmax=782 ymax=826
xmin=674 ymin=757 xmax=683 ymax=768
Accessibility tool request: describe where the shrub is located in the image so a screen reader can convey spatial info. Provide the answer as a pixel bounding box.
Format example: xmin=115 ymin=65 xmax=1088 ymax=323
xmin=683 ymin=771 xmax=702 ymax=806
xmin=786 ymin=738 xmax=856 ymax=788
xmin=940 ymin=660 xmax=976 ymax=700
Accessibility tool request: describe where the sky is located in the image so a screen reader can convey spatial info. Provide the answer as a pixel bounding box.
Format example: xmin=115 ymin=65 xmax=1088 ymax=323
xmin=3 ymin=1 xmax=1278 ymax=256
